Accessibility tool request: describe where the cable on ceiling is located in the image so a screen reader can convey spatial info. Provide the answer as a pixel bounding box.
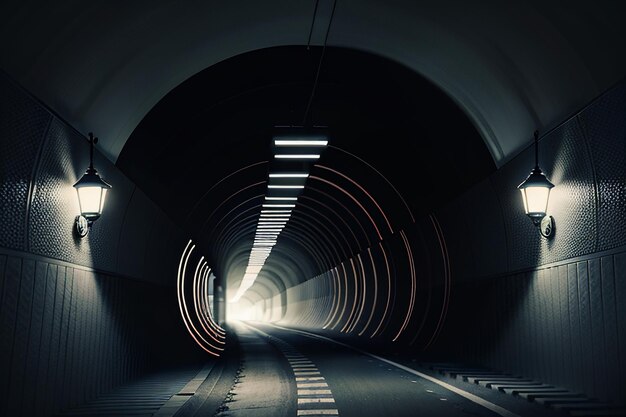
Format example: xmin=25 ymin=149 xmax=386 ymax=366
xmin=302 ymin=0 xmax=337 ymax=126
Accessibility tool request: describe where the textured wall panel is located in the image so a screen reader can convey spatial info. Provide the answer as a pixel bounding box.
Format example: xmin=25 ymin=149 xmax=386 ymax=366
xmin=0 ymin=75 xmax=51 ymax=251
xmin=437 ymin=84 xmax=626 ymax=280
xmin=29 ymin=118 xmax=134 ymax=272
xmin=1 ymin=73 xmax=190 ymax=286
xmin=580 ymin=84 xmax=626 ymax=251
xmin=492 ymin=119 xmax=596 ymax=271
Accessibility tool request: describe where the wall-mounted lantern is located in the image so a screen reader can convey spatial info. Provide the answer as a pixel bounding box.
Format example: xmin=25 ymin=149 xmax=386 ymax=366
xmin=73 ymin=132 xmax=111 ymax=237
xmin=518 ymin=131 xmax=554 ymax=238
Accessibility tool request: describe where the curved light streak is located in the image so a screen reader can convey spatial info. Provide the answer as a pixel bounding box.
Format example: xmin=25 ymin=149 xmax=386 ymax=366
xmin=301 ymin=193 xmax=366 ymax=251
xmin=393 ymin=231 xmax=417 ymax=342
xmin=193 ymin=262 xmax=225 ymax=344
xmin=346 ymin=254 xmax=367 ymax=333
xmin=186 ymin=160 xmax=268 ymax=222
xmin=422 ymin=214 xmax=452 ymax=349
xmin=371 ymin=241 xmax=393 ymax=338
xmin=358 ymin=247 xmax=378 ymax=336
xmin=341 ymin=258 xmax=359 ymax=333
xmin=332 ymin=262 xmax=349 ymax=331
xmin=322 ymin=267 xmax=339 ymax=329
xmin=323 ymin=267 xmax=342 ymax=329
xmin=310 ymin=176 xmax=383 ymax=240
xmin=327 ymin=146 xmax=415 ymax=222
xmin=200 ymin=265 xmax=225 ymax=336
xmin=316 ymin=165 xmax=393 ymax=234
xmin=176 ymin=241 xmax=223 ymax=356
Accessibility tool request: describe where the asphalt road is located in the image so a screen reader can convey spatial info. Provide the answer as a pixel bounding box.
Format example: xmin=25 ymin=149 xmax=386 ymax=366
xmin=227 ymin=321 xmax=547 ymax=417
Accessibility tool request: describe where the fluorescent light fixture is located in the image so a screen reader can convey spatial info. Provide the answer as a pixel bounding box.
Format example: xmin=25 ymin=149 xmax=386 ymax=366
xmin=260 ymin=213 xmax=291 ymax=217
xmin=263 ymin=204 xmax=296 ymax=208
xmin=261 ymin=210 xmax=292 ymax=213
xmin=265 ymin=197 xmax=298 ymax=201
xmin=274 ymin=139 xmax=328 ymax=146
xmin=275 ymin=154 xmax=320 ymax=159
xmin=269 ymin=173 xmax=309 ymax=178
xmin=268 ymin=185 xmax=305 ymax=189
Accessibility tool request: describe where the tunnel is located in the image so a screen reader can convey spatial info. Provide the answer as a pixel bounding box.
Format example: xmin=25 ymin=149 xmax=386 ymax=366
xmin=1 ymin=1 xmax=625 ymax=416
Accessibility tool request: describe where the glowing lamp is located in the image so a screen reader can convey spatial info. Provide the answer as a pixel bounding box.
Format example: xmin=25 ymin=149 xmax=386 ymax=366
xmin=517 ymin=131 xmax=554 ymax=237
xmin=73 ymin=133 xmax=111 ymax=237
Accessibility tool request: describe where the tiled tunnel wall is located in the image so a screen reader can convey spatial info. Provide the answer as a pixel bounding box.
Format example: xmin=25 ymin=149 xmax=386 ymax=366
xmin=0 ymin=73 xmax=203 ymax=417
xmin=275 ymin=82 xmax=626 ymax=405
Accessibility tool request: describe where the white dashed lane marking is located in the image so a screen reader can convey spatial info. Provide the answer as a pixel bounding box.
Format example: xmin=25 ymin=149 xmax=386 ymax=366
xmin=297 ymin=382 xmax=329 ymax=388
xmin=245 ymin=323 xmax=340 ymax=417
xmin=298 ymin=389 xmax=333 ymax=395
xmin=298 ymin=398 xmax=336 ymax=404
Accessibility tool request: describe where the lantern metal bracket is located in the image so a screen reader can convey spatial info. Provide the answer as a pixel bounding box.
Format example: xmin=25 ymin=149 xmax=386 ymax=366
xmin=75 ymin=215 xmax=91 ymax=238
xmin=539 ymin=215 xmax=555 ymax=238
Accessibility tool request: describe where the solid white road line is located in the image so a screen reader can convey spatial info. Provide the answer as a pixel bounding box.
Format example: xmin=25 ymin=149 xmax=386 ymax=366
xmin=297 ymin=410 xmax=339 ymax=416
xmin=269 ymin=324 xmax=520 ymax=417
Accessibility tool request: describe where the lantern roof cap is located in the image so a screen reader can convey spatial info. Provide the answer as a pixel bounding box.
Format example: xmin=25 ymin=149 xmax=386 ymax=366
xmin=517 ymin=166 xmax=554 ymax=190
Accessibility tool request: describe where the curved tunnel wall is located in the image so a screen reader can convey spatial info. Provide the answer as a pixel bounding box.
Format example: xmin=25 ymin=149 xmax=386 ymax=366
xmin=432 ymin=81 xmax=626 ymax=405
xmin=0 ymin=73 xmax=205 ymax=417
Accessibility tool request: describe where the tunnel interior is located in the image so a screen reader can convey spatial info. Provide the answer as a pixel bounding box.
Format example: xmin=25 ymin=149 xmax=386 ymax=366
xmin=117 ymin=45 xmax=495 ymax=342
xmin=1 ymin=2 xmax=626 ymax=417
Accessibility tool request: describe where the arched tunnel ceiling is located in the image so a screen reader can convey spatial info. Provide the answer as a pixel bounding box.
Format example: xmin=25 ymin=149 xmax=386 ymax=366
xmin=1 ymin=0 xmax=625 ymax=166
xmin=114 ymin=44 xmax=493 ymax=297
